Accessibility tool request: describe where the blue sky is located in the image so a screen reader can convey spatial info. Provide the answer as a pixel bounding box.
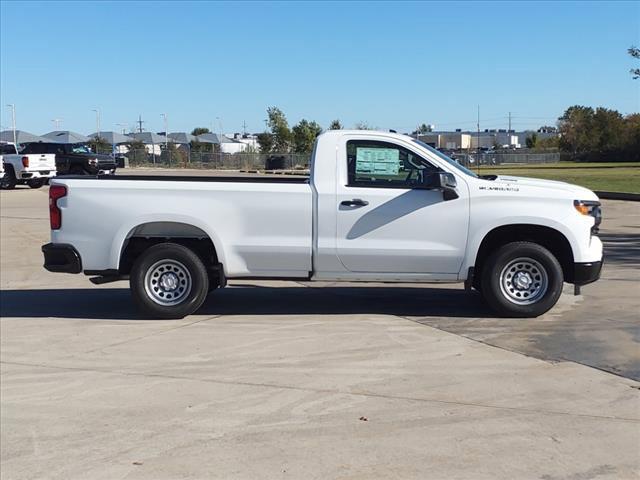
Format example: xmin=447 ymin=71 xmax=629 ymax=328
xmin=1 ymin=1 xmax=638 ymax=135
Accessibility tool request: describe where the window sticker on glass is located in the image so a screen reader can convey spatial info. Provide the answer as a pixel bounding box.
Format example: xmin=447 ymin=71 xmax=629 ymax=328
xmin=356 ymin=148 xmax=400 ymax=176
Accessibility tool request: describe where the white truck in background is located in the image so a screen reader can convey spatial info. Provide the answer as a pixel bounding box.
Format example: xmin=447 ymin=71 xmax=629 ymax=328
xmin=42 ymin=130 xmax=603 ymax=319
xmin=0 ymin=142 xmax=57 ymax=189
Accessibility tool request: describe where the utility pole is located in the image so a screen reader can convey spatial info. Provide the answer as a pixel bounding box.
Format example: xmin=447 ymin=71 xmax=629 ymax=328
xmin=160 ymin=113 xmax=168 ymax=151
xmin=92 ymin=109 xmax=101 ymax=139
xmin=216 ymin=117 xmax=223 ymax=139
xmin=477 ymin=105 xmax=481 ymax=174
xmin=6 ymin=104 xmax=16 ymax=145
xmin=242 ymin=120 xmax=247 ymax=136
xmin=51 ymin=118 xmax=63 ymax=129
xmin=508 ymin=111 xmax=512 ymax=132
xmin=137 ymin=115 xmax=144 ymax=133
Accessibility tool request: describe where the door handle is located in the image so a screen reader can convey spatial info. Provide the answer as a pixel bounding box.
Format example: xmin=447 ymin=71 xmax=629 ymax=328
xmin=340 ymin=198 xmax=369 ymax=207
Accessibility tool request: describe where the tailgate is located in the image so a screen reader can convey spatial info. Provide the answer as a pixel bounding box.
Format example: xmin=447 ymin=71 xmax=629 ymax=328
xmin=29 ymin=154 xmax=56 ymax=170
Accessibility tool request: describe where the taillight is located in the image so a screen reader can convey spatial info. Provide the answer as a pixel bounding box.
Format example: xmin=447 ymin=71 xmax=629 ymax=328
xmin=22 ymin=156 xmax=29 ymax=168
xmin=49 ymin=185 xmax=67 ymax=230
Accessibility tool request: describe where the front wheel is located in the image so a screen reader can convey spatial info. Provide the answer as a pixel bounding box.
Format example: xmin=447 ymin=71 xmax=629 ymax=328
xmin=481 ymin=242 xmax=563 ymax=318
xmin=27 ymin=179 xmax=44 ymax=189
xmin=130 ymin=243 xmax=210 ymax=319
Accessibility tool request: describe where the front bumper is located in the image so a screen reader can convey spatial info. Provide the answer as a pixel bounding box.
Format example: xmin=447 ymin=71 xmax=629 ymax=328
xmin=572 ymin=259 xmax=603 ymax=286
xmin=42 ymin=243 xmax=82 ymax=273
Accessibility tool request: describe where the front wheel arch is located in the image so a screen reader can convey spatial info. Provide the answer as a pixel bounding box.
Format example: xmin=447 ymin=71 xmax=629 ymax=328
xmin=473 ymin=224 xmax=574 ymax=290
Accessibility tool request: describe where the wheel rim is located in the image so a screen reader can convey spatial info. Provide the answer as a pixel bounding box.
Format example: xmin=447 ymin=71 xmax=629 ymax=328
xmin=499 ymin=257 xmax=549 ymax=305
xmin=144 ymin=259 xmax=192 ymax=306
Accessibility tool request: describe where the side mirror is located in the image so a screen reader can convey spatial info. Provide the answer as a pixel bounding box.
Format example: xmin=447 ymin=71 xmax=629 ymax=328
xmin=422 ymin=171 xmax=458 ymax=200
xmin=438 ymin=172 xmax=457 ymax=189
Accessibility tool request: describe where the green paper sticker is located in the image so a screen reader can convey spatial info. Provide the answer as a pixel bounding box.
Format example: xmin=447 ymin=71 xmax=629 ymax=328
xmin=355 ymin=148 xmax=400 ymax=176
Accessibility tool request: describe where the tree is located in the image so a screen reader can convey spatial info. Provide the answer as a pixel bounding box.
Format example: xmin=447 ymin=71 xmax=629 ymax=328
xmin=537 ymin=136 xmax=560 ymax=150
xmin=557 ymin=105 xmax=637 ymax=161
xmin=124 ymin=139 xmax=148 ymax=165
xmin=87 ymin=136 xmax=112 ymax=154
xmin=266 ymin=106 xmax=292 ymax=152
xmin=256 ymin=132 xmax=274 ymax=153
xmin=354 ymin=121 xmax=375 ymax=130
xmin=412 ymin=123 xmax=432 ymax=135
xmin=329 ymin=119 xmax=343 ymax=130
xmin=629 ymin=46 xmax=640 ymax=79
xmin=558 ymin=106 xmax=596 ymax=156
xmin=191 ymin=127 xmax=211 ymax=136
xmin=525 ymin=133 xmax=538 ymax=149
xmin=163 ymin=141 xmax=185 ymax=165
xmin=592 ymin=107 xmax=625 ymax=153
xmin=292 ymin=119 xmax=322 ymax=153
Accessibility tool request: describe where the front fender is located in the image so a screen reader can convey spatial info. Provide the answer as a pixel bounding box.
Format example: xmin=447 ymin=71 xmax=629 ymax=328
xmin=461 ymin=215 xmax=582 ymax=278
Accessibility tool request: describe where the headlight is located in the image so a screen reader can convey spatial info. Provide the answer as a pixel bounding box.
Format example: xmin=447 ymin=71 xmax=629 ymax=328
xmin=574 ymin=200 xmax=602 ymax=233
xmin=88 ymin=158 xmax=98 ymax=167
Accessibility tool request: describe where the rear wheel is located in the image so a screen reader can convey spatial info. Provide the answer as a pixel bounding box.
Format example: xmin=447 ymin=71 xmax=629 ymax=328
xmin=1 ymin=166 xmax=16 ymax=190
xmin=27 ymin=179 xmax=44 ymax=189
xmin=481 ymin=242 xmax=563 ymax=318
xmin=130 ymin=243 xmax=209 ymax=319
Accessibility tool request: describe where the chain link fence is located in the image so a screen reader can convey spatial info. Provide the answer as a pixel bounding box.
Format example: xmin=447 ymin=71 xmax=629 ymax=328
xmin=124 ymin=149 xmax=311 ymax=171
xmin=451 ymin=151 xmax=560 ymax=167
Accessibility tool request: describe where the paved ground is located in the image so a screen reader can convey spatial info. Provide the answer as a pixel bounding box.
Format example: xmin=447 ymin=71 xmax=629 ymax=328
xmin=1 ymin=185 xmax=639 ymax=479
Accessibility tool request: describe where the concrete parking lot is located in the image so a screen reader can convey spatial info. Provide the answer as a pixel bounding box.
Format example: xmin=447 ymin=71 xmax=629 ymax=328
xmin=1 ymin=182 xmax=639 ymax=479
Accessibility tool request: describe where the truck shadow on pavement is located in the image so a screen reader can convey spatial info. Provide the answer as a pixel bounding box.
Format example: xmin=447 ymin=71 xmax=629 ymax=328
xmin=0 ymin=285 xmax=494 ymax=320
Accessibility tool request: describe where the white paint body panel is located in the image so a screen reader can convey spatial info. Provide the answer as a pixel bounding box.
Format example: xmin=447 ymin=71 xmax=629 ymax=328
xmin=49 ymin=130 xmax=603 ymax=282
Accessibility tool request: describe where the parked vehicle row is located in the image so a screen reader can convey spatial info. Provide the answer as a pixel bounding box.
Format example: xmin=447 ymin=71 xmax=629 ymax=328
xmin=0 ymin=141 xmax=117 ymax=189
xmin=42 ymin=130 xmax=603 ymax=319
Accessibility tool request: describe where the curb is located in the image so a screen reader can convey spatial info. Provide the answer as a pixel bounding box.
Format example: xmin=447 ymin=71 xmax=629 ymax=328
xmin=595 ymin=191 xmax=640 ymax=202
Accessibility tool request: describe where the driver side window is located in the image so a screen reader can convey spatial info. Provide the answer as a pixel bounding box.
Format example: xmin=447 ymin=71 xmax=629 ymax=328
xmin=346 ymin=140 xmax=438 ymax=188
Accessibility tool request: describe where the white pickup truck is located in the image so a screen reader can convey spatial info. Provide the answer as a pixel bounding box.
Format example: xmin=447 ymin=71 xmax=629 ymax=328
xmin=0 ymin=142 xmax=57 ymax=189
xmin=42 ymin=130 xmax=603 ymax=319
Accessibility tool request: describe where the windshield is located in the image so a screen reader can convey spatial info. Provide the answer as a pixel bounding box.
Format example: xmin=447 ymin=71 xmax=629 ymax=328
xmin=412 ymin=139 xmax=478 ymax=178
xmin=71 ymin=144 xmax=92 ymax=154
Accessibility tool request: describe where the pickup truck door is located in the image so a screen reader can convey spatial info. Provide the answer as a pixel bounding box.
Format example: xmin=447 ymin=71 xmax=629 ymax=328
xmin=335 ymin=137 xmax=469 ymax=275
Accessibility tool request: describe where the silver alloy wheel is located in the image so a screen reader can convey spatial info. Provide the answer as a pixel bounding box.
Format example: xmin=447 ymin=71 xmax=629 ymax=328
xmin=499 ymin=257 xmax=549 ymax=305
xmin=144 ymin=259 xmax=192 ymax=306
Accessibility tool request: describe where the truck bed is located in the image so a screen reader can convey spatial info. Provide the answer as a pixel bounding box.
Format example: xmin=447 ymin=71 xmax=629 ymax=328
xmin=56 ymin=173 xmax=309 ymax=183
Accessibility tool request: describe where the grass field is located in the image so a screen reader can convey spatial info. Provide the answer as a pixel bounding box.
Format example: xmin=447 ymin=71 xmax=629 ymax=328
xmin=477 ymin=162 xmax=640 ymax=193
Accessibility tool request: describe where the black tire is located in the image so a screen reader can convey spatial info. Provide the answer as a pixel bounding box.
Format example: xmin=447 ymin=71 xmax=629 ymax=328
xmin=480 ymin=242 xmax=563 ymax=318
xmin=130 ymin=243 xmax=209 ymax=319
xmin=1 ymin=166 xmax=16 ymax=190
xmin=27 ymin=179 xmax=44 ymax=189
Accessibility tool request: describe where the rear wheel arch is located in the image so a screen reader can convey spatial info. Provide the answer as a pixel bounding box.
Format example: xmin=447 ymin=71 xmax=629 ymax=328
xmin=473 ymin=224 xmax=575 ymax=285
xmin=118 ymin=221 xmax=222 ymax=286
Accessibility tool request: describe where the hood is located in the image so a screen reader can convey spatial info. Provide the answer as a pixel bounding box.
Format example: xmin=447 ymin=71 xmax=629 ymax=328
xmin=496 ymin=175 xmax=599 ymax=201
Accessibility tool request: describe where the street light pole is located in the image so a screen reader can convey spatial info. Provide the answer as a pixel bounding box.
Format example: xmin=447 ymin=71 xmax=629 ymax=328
xmin=51 ymin=118 xmax=62 ymax=129
xmin=6 ymin=104 xmax=16 ymax=145
xmin=92 ymin=109 xmax=101 ymax=139
xmin=160 ymin=113 xmax=168 ymax=149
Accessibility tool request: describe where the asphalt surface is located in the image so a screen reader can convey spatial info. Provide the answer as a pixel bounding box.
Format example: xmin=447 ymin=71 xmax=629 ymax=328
xmin=1 ymin=182 xmax=638 ymax=479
